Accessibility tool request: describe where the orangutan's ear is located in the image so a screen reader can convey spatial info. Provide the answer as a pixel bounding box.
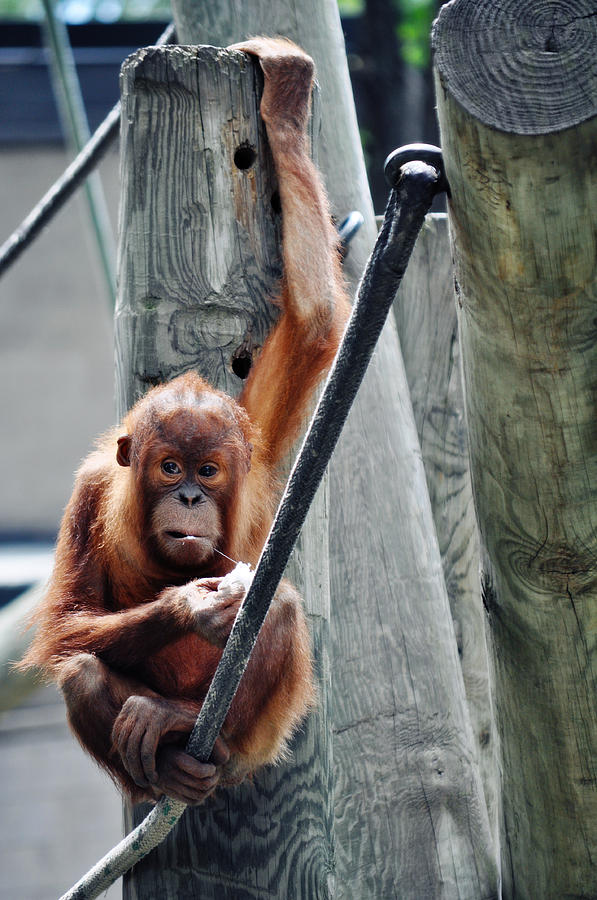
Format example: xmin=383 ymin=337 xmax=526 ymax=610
xmin=116 ymin=435 xmax=132 ymax=467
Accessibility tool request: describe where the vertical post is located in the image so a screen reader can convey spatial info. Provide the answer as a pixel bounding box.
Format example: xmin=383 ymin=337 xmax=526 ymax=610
xmin=394 ymin=213 xmax=499 ymax=852
xmin=116 ymin=45 xmax=334 ymax=897
xmin=434 ymin=1 xmax=597 ymax=895
xmin=171 ymin=3 xmax=498 ymax=897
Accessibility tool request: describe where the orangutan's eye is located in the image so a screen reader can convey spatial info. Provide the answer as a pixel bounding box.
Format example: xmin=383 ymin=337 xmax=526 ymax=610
xmin=199 ymin=463 xmax=218 ymax=478
xmin=162 ymin=460 xmax=181 ymax=476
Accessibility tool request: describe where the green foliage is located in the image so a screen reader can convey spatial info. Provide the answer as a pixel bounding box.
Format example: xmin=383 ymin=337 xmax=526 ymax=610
xmin=0 ymin=0 xmax=41 ymax=19
xmin=396 ymin=0 xmax=435 ymax=68
xmin=338 ymin=0 xmax=364 ymax=14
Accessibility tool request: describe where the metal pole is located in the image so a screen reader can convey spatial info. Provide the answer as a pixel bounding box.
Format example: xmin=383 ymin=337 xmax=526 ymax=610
xmin=41 ymin=0 xmax=117 ymax=307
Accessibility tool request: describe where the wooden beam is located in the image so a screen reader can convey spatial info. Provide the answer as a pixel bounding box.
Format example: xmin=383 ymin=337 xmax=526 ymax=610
xmin=115 ymin=45 xmax=281 ymax=411
xmin=433 ymin=1 xmax=597 ymax=896
xmin=117 ymin=45 xmax=333 ymax=898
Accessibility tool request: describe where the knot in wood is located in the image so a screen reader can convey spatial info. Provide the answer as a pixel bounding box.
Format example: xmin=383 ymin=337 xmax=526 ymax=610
xmin=507 ymin=539 xmax=597 ymax=597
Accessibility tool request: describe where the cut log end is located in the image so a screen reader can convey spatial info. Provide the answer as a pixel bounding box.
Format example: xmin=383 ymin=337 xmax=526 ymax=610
xmin=432 ymin=0 xmax=597 ymax=135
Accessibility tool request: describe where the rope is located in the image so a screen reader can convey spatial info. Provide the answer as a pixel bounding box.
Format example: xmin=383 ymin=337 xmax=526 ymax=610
xmin=0 ymin=22 xmax=176 ymax=281
xmin=58 ymin=146 xmax=447 ymax=900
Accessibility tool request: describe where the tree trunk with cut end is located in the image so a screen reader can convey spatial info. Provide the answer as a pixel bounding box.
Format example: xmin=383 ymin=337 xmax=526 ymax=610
xmin=433 ymin=1 xmax=597 ymax=896
xmin=117 ymin=45 xmax=334 ymax=899
xmin=170 ymin=3 xmax=498 ymax=898
xmin=394 ymin=212 xmax=499 ymax=854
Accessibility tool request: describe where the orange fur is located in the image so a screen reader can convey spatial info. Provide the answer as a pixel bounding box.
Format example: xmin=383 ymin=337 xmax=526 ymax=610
xmin=19 ymin=37 xmax=348 ymax=806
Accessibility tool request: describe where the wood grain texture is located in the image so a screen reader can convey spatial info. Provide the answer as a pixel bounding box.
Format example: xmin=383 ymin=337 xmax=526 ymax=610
xmin=124 ymin=626 xmax=333 ymax=899
xmin=394 ymin=213 xmax=499 ymax=855
xmin=116 ymin=45 xmax=282 ymax=414
xmin=434 ymin=2 xmax=597 ymax=894
xmin=171 ymin=3 xmax=498 ymax=897
xmin=433 ymin=0 xmax=597 ymax=135
xmin=171 ymin=0 xmax=377 ymax=276
xmin=117 ymin=45 xmax=334 ymax=899
xmin=330 ymin=325 xmax=497 ymax=899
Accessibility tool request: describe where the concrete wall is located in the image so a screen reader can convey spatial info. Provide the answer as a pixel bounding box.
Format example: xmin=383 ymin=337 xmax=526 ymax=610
xmin=0 ymin=144 xmax=119 ymax=537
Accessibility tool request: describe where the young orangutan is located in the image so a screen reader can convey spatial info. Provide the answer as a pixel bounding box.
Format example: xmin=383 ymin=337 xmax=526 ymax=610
xmin=20 ymin=37 xmax=349 ymax=805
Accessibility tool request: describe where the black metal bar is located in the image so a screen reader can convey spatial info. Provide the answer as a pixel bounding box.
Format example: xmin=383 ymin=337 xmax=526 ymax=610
xmin=384 ymin=143 xmax=449 ymax=195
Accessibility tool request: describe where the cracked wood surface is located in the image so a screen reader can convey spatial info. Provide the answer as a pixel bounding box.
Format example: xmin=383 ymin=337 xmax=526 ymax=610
xmin=394 ymin=213 xmax=499 ymax=856
xmin=434 ymin=1 xmax=597 ymax=896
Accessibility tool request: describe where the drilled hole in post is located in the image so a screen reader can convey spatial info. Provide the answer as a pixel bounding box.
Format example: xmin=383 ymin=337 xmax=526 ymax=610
xmin=271 ymin=190 xmax=282 ymax=214
xmin=234 ymin=144 xmax=257 ymax=170
xmin=232 ymin=349 xmax=253 ymax=380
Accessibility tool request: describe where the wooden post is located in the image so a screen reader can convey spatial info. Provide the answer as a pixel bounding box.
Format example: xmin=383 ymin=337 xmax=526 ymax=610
xmin=171 ymin=3 xmax=498 ymax=897
xmin=115 ymin=46 xmax=281 ymax=409
xmin=394 ymin=213 xmax=499 ymax=853
xmin=116 ymin=46 xmax=334 ymax=898
xmin=433 ymin=1 xmax=597 ymax=896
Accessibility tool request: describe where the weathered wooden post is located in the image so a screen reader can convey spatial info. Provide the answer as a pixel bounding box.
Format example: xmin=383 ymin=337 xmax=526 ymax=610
xmin=394 ymin=213 xmax=499 ymax=851
xmin=433 ymin=1 xmax=597 ymax=896
xmin=171 ymin=2 xmax=499 ymax=897
xmin=116 ymin=46 xmax=334 ymax=897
